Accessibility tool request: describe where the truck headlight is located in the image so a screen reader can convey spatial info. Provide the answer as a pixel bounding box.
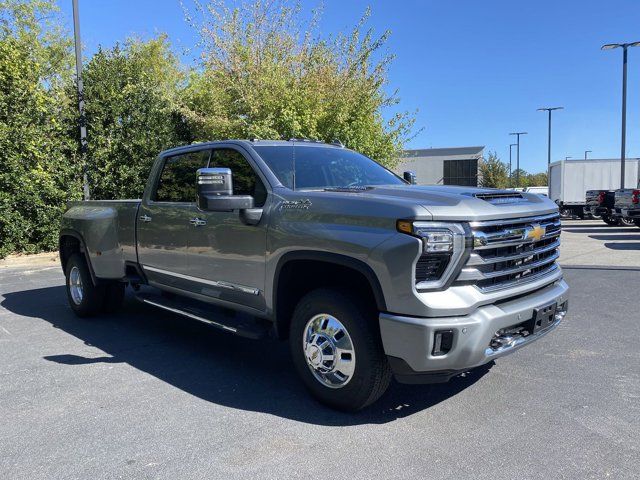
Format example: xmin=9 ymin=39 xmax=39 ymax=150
xmin=397 ymin=220 xmax=468 ymax=289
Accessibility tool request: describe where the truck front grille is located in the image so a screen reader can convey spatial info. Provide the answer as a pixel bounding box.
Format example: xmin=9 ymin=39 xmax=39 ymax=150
xmin=458 ymin=213 xmax=561 ymax=292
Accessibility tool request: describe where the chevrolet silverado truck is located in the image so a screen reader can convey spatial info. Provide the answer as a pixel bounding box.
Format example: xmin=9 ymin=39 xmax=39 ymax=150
xmin=586 ymin=189 xmax=635 ymax=226
xmin=59 ymin=140 xmax=569 ymax=411
xmin=613 ymin=188 xmax=640 ymax=228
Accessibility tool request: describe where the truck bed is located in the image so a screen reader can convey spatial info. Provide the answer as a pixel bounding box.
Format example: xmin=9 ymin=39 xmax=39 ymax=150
xmin=61 ymin=199 xmax=141 ymax=279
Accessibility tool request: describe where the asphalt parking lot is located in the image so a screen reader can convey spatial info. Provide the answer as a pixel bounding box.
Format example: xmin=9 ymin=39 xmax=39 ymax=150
xmin=1 ymin=221 xmax=639 ymax=480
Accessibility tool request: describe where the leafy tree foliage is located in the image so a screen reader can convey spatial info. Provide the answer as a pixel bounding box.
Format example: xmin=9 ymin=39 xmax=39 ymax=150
xmin=80 ymin=36 xmax=187 ymax=200
xmin=479 ymin=152 xmax=548 ymax=189
xmin=478 ymin=152 xmax=509 ymax=188
xmin=181 ymin=0 xmax=415 ymax=167
xmin=0 ymin=0 xmax=78 ymax=258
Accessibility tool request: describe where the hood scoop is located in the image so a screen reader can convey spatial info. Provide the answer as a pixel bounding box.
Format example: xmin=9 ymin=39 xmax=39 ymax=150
xmin=471 ymin=191 xmax=526 ymax=204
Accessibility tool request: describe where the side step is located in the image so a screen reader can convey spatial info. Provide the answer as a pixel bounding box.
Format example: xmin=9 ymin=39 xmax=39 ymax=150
xmin=135 ymin=291 xmax=271 ymax=340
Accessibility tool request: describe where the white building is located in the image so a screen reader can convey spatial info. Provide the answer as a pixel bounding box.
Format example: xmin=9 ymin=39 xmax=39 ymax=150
xmin=395 ymin=146 xmax=485 ymax=186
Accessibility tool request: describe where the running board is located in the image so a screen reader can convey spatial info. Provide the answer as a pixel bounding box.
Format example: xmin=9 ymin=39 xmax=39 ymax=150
xmin=135 ymin=291 xmax=270 ymax=340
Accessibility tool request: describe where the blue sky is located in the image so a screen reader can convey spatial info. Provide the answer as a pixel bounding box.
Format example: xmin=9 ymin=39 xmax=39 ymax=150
xmin=57 ymin=0 xmax=640 ymax=173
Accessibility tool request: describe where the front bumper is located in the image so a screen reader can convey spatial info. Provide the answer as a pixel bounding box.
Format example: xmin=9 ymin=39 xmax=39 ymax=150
xmin=589 ymin=206 xmax=608 ymax=216
xmin=379 ymin=279 xmax=569 ymax=383
xmin=617 ymin=207 xmax=640 ymax=218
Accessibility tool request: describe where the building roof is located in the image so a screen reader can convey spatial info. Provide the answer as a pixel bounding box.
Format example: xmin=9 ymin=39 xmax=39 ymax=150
xmin=402 ymin=146 xmax=485 ymax=158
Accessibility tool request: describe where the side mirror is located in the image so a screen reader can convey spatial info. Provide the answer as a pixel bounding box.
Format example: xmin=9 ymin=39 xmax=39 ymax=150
xmin=196 ymin=168 xmax=254 ymax=211
xmin=403 ymin=171 xmax=417 ymax=185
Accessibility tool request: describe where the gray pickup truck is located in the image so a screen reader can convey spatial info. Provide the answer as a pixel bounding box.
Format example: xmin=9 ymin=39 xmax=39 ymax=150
xmin=59 ymin=140 xmax=569 ymax=411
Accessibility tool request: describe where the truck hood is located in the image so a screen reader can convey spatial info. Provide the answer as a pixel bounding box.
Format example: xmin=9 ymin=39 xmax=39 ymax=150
xmin=314 ymin=184 xmax=558 ymax=221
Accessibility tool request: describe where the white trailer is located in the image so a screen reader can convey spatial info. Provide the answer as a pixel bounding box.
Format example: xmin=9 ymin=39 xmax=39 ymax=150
xmin=549 ymin=158 xmax=640 ymax=217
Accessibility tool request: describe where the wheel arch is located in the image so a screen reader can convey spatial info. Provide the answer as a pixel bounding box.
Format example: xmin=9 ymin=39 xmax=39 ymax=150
xmin=59 ymin=229 xmax=98 ymax=285
xmin=272 ymin=251 xmax=387 ymax=339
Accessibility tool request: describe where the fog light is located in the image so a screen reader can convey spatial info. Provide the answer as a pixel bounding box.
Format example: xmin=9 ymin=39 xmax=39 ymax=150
xmin=554 ymin=301 xmax=568 ymax=322
xmin=432 ymin=330 xmax=454 ymax=356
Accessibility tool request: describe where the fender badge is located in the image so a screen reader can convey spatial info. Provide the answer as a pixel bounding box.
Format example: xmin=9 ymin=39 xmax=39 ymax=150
xmin=279 ymin=199 xmax=312 ymax=211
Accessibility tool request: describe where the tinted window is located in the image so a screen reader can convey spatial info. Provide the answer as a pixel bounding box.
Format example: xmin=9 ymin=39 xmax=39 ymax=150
xmin=209 ymin=149 xmax=267 ymax=207
xmin=155 ymin=150 xmax=210 ymax=202
xmin=252 ymin=145 xmax=404 ymax=190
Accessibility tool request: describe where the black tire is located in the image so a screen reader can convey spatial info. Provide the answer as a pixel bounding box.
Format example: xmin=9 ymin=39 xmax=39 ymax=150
xmin=602 ymin=215 xmax=618 ymax=226
xmin=560 ymin=208 xmax=572 ymax=219
xmin=619 ymin=217 xmax=635 ymax=227
xmin=65 ymin=253 xmax=105 ymax=317
xmin=289 ymin=288 xmax=392 ymax=411
xmin=102 ymin=281 xmax=126 ymax=313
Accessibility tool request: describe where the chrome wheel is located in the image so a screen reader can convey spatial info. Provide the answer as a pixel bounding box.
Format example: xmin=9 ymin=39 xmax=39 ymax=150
xmin=303 ymin=314 xmax=356 ymax=389
xmin=69 ymin=266 xmax=84 ymax=305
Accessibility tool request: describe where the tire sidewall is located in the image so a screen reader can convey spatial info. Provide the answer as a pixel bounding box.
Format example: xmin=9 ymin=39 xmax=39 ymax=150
xmin=289 ymin=289 xmax=390 ymax=411
xmin=65 ymin=253 xmax=103 ymax=317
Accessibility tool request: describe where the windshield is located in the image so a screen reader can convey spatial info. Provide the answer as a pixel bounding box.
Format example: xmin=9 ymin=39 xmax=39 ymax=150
xmin=252 ymin=145 xmax=405 ymax=190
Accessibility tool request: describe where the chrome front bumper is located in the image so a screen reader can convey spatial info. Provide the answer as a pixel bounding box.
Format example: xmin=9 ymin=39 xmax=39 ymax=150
xmin=379 ymin=279 xmax=569 ymax=378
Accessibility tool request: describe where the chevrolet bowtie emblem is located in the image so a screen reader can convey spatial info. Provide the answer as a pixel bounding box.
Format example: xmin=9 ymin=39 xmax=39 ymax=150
xmin=524 ymin=223 xmax=546 ymax=242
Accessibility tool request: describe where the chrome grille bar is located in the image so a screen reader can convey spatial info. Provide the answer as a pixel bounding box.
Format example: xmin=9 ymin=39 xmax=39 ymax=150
xmin=466 ymin=239 xmax=560 ymax=266
xmin=458 ymin=251 xmax=559 ymax=281
xmin=459 ymin=212 xmax=562 ymax=292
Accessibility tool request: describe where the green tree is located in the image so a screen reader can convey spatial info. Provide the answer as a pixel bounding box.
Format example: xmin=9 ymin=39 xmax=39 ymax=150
xmin=0 ymin=0 xmax=78 ymax=258
xmin=510 ymin=169 xmax=529 ymax=188
xmin=79 ymin=36 xmax=187 ymax=200
xmin=526 ymin=171 xmax=548 ymax=186
xmin=478 ymin=152 xmax=509 ymax=188
xmin=181 ymin=0 xmax=415 ymax=167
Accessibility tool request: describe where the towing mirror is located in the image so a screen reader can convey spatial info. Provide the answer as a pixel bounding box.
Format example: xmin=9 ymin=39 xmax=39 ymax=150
xmin=403 ymin=171 xmax=417 ymax=184
xmin=196 ymin=168 xmax=254 ymax=211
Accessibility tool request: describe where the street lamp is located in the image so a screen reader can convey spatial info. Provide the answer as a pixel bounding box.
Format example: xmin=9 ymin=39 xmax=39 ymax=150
xmin=584 ymin=150 xmax=592 ymax=160
xmin=509 ymin=143 xmax=517 ymax=187
xmin=537 ymin=107 xmax=563 ymax=169
xmin=509 ymin=132 xmax=527 ymax=188
xmin=602 ymin=41 xmax=640 ymax=189
xmin=72 ymin=0 xmax=89 ymax=200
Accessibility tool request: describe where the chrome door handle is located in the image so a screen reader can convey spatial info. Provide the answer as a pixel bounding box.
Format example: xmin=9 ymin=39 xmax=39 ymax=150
xmin=140 ymin=215 xmax=152 ymax=223
xmin=189 ymin=217 xmax=207 ymax=227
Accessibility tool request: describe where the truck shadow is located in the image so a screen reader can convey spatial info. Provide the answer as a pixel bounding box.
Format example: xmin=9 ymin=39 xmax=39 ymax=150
xmin=1 ymin=286 xmax=492 ymax=426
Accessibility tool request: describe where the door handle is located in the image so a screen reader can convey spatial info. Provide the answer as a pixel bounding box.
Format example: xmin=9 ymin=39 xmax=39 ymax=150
xmin=140 ymin=215 xmax=152 ymax=223
xmin=189 ymin=217 xmax=207 ymax=227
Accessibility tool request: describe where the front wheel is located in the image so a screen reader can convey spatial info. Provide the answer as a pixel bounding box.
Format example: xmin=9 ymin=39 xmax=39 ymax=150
xmin=619 ymin=217 xmax=636 ymax=227
xmin=289 ymin=288 xmax=392 ymax=411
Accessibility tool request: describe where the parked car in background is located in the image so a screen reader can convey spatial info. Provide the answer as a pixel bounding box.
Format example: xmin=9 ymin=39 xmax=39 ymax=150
xmin=586 ymin=190 xmax=635 ymax=226
xmin=549 ymin=158 xmax=640 ymax=219
xmin=524 ymin=186 xmax=548 ymax=197
xmin=58 ymin=139 xmax=569 ymax=411
xmin=613 ymin=188 xmax=640 ymax=228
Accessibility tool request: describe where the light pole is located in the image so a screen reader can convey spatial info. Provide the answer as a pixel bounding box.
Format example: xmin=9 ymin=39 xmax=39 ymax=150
xmin=602 ymin=41 xmax=640 ymax=189
xmin=584 ymin=150 xmax=592 ymax=160
xmin=509 ymin=143 xmax=517 ymax=187
xmin=565 ymin=156 xmax=572 ymax=160
xmin=509 ymin=132 xmax=527 ymax=188
xmin=537 ymin=107 xmax=563 ymax=170
xmin=72 ymin=0 xmax=89 ymax=200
